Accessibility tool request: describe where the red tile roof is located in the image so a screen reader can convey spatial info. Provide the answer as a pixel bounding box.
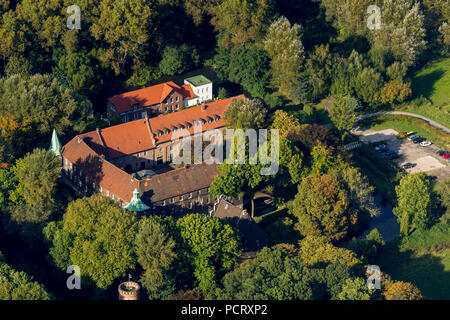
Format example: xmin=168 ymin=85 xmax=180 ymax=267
xmin=82 ymin=95 xmax=245 ymax=159
xmin=108 ymin=81 xmax=198 ymax=113
xmin=62 ymin=136 xmax=139 ymax=202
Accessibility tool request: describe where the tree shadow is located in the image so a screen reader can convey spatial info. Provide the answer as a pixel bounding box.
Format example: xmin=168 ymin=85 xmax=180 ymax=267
xmin=377 ymin=238 xmax=450 ymax=299
xmin=412 ymin=69 xmax=446 ymax=103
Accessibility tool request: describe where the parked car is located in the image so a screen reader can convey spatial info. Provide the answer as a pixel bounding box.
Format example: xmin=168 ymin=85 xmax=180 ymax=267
xmin=441 ymin=152 xmax=450 ymax=159
xmin=412 ymin=136 xmax=425 ymax=143
xmin=388 ymin=153 xmax=400 ymax=160
xmin=420 ymin=141 xmax=432 ymax=147
xmin=407 ymin=135 xmax=418 ymax=141
xmin=406 ymin=131 xmax=415 ymax=136
xmin=375 ymin=144 xmax=387 ymax=152
xmin=402 ymin=163 xmax=416 ymax=169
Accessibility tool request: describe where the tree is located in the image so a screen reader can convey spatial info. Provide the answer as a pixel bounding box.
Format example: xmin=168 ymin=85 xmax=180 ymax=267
xmin=352 ymin=67 xmax=384 ymax=105
xmin=210 ymin=161 xmax=267 ymax=199
xmin=316 ymin=0 xmax=372 ymax=38
xmin=299 ymin=235 xmax=361 ymax=268
xmin=0 ymin=74 xmax=93 ymax=135
xmin=0 ymin=167 xmax=17 ymax=211
xmin=0 ymin=116 xmax=33 ymax=163
xmin=383 ymin=281 xmax=422 ymax=300
xmin=291 ymin=174 xmax=357 ymax=241
xmin=0 ymin=253 xmax=52 ymax=300
xmin=338 ymin=166 xmax=378 ymax=217
xmin=176 ymin=213 xmax=242 ymax=297
xmin=305 ymin=44 xmax=333 ymax=101
xmin=219 ymin=245 xmax=315 ymax=300
xmin=376 ymin=80 xmax=412 ymax=105
xmin=90 ymin=0 xmax=155 ymax=74
xmin=227 ymin=46 xmax=270 ymax=98
xmin=289 ymin=75 xmax=311 ymax=104
xmin=223 ymin=97 xmax=267 ymax=129
xmin=393 ymin=173 xmax=435 ymax=235
xmin=136 ymin=216 xmax=177 ymax=300
xmin=9 ymin=149 xmax=61 ymax=224
xmin=183 ymin=0 xmax=220 ymax=25
xmin=271 ymin=110 xmax=301 ymax=139
xmin=54 ymin=51 xmax=102 ymax=96
xmin=310 ymin=144 xmax=344 ymax=178
xmin=329 ymin=96 xmax=357 ymax=131
xmin=44 ymin=195 xmax=138 ymax=289
xmin=386 ymin=62 xmax=407 ymax=81
xmin=5 ymin=56 xmax=32 ymax=77
xmin=217 ymin=87 xmax=229 ymax=100
xmin=159 ymin=44 xmax=200 ymax=76
xmin=211 ymin=0 xmax=275 ymax=48
xmin=337 ymin=278 xmax=373 ymax=300
xmin=370 ymin=0 xmax=426 ymax=68
xmin=436 ymin=178 xmax=450 ymax=223
xmin=264 ymin=16 xmax=305 ymax=94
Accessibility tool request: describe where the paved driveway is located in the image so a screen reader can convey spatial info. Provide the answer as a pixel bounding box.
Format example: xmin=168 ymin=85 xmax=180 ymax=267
xmin=354 ymin=128 xmax=450 ymax=181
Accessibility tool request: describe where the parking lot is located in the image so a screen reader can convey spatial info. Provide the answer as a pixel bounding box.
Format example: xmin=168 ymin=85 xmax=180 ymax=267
xmin=353 ymin=128 xmax=450 ymax=181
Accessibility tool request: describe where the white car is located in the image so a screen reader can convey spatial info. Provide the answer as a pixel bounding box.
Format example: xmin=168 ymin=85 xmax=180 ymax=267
xmin=420 ymin=141 xmax=432 ymax=147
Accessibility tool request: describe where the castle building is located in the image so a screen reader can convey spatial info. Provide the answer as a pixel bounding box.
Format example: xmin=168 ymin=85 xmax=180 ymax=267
xmin=58 ymin=95 xmax=244 ymax=214
xmin=107 ymin=75 xmax=213 ymax=123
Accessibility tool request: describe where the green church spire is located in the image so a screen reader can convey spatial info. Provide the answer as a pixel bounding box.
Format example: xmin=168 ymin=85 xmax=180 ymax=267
xmin=49 ymin=129 xmax=62 ymax=156
xmin=125 ymin=189 xmax=150 ymax=212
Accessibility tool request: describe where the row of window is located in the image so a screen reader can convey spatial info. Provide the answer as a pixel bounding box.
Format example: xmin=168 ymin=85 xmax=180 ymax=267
xmin=161 ymin=188 xmax=211 ymax=206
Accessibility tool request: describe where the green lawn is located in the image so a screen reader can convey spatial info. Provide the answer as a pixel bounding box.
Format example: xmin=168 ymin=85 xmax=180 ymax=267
xmin=412 ymin=58 xmax=450 ymax=106
xmin=377 ymin=224 xmax=450 ymax=300
xmin=359 ymin=114 xmax=450 ymax=150
xmin=401 ymin=58 xmax=450 ymax=128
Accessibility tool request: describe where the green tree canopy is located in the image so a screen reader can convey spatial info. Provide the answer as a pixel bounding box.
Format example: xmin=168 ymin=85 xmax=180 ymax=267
xmin=176 ymin=213 xmax=242 ymax=297
xmin=9 ymin=148 xmax=61 ymax=224
xmin=329 ymin=96 xmax=357 ymax=131
xmin=290 ymin=174 xmax=357 ymax=241
xmin=44 ymin=195 xmax=138 ymax=289
xmin=223 ymin=97 xmax=267 ymax=129
xmin=0 ymin=74 xmax=93 ymax=135
xmin=264 ymin=16 xmax=305 ymax=94
xmin=0 ymin=253 xmax=52 ymax=300
xmin=393 ymin=173 xmax=436 ymax=235
xmin=136 ymin=216 xmax=177 ymax=300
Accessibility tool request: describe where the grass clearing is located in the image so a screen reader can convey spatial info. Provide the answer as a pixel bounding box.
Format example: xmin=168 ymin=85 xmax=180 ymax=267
xmin=377 ymin=224 xmax=450 ymax=300
xmin=411 ymin=58 xmax=450 ymax=106
xmin=400 ymin=58 xmax=450 ymax=128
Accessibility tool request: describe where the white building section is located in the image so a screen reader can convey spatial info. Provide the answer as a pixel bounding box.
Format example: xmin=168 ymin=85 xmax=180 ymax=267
xmin=183 ymin=75 xmax=213 ymax=107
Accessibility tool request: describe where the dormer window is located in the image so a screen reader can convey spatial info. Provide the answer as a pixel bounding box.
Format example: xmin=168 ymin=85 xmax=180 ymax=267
xmin=200 ymin=119 xmax=206 ymax=125
xmin=207 ymin=116 xmax=212 ymax=124
xmin=185 ymin=122 xmax=191 ymax=129
xmin=157 ymin=130 xmax=163 ymax=137
xmin=213 ymin=115 xmax=219 ymax=122
xmin=164 ymin=128 xmax=170 ymax=135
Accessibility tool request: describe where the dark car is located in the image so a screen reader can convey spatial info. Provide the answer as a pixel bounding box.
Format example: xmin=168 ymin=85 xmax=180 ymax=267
xmin=412 ymin=137 xmax=425 ymax=143
xmin=388 ymin=153 xmax=400 ymax=160
xmin=402 ymin=163 xmax=416 ymax=169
